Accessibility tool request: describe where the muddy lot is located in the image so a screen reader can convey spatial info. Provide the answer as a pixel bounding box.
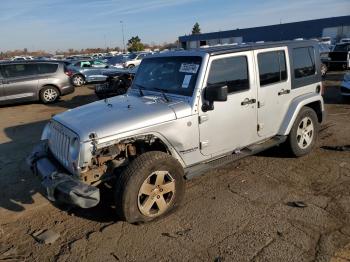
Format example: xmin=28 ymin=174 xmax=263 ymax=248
xmin=0 ymin=73 xmax=350 ymax=262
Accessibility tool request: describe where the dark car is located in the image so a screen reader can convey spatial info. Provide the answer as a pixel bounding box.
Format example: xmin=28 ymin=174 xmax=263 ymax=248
xmin=327 ymin=43 xmax=350 ymax=70
xmin=0 ymin=61 xmax=74 ymax=105
xmin=94 ymin=67 xmax=137 ymax=99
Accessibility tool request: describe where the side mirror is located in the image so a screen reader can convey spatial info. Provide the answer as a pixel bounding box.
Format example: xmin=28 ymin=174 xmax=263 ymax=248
xmin=202 ymin=84 xmax=228 ymax=112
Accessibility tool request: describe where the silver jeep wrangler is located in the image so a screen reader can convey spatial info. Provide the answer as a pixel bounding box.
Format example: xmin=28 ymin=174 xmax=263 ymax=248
xmin=28 ymin=40 xmax=325 ymax=223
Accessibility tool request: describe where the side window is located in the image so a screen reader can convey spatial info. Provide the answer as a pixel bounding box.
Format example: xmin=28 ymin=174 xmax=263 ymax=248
xmin=2 ymin=64 xmax=37 ymax=78
xmin=258 ymin=51 xmax=287 ymax=86
xmin=38 ymin=63 xmax=58 ymax=74
xmin=293 ymin=47 xmax=315 ymax=79
xmin=207 ymin=56 xmax=249 ymax=94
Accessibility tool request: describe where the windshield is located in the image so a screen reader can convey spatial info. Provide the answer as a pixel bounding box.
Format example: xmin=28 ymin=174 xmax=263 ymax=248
xmin=334 ymin=44 xmax=350 ymax=52
xmin=132 ymin=56 xmax=202 ymax=97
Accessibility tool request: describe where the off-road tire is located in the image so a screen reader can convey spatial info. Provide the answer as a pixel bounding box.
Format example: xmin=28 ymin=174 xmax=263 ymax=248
xmin=287 ymin=106 xmax=319 ymax=157
xmin=40 ymin=86 xmax=59 ymax=104
xmin=115 ymin=151 xmax=185 ymax=224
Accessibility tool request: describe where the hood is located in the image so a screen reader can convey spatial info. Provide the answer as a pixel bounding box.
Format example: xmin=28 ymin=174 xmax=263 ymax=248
xmin=53 ymin=94 xmax=192 ymax=141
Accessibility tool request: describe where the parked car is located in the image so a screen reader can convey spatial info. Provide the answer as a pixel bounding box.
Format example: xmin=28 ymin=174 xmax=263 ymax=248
xmin=0 ymin=61 xmax=74 ymax=105
xmin=123 ymin=53 xmax=151 ymax=68
xmin=319 ymin=43 xmax=332 ymax=77
xmin=66 ymin=62 xmax=126 ymax=87
xmin=106 ymin=55 xmax=129 ymax=68
xmin=94 ymin=67 xmax=138 ymax=99
xmin=28 ymin=40 xmax=324 ymax=223
xmin=71 ymin=59 xmax=109 ymax=68
xmin=326 ymin=43 xmax=350 ymax=70
xmin=340 ymin=73 xmax=350 ymax=98
xmin=340 ymin=38 xmax=350 ymax=44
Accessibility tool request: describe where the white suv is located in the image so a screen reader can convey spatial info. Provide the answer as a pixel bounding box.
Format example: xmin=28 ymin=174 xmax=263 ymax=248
xmin=29 ymin=40 xmax=324 ymax=223
xmin=123 ymin=53 xmax=150 ymax=68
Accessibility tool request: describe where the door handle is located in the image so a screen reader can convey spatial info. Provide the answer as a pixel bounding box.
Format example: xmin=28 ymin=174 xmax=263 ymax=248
xmin=278 ymin=89 xmax=290 ymax=96
xmin=241 ymin=98 xmax=256 ymax=106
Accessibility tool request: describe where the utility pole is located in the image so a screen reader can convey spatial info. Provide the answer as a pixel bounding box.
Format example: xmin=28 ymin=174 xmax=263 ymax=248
xmin=120 ymin=21 xmax=126 ymax=53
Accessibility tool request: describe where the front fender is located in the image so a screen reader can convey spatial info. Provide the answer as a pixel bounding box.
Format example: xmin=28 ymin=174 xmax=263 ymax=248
xmin=95 ymin=132 xmax=187 ymax=168
xmin=278 ymin=93 xmax=324 ymax=136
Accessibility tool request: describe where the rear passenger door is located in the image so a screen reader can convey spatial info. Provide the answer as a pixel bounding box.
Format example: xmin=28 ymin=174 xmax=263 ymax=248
xmin=255 ymin=47 xmax=292 ymax=138
xmin=1 ymin=63 xmax=39 ymax=102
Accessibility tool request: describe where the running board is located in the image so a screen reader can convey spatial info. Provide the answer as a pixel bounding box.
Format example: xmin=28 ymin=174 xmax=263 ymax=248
xmin=185 ymin=136 xmax=287 ymax=180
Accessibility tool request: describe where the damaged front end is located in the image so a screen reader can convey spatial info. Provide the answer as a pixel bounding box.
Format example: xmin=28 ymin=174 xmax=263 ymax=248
xmin=27 ymin=141 xmax=100 ymax=208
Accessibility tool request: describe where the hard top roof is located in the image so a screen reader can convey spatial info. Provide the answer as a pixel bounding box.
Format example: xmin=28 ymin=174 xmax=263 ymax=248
xmin=195 ymin=40 xmax=318 ymax=56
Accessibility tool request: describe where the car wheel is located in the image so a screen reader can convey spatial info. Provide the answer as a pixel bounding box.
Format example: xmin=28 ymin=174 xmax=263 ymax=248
xmin=40 ymin=86 xmax=59 ymax=103
xmin=287 ymin=107 xmax=319 ymax=157
xmin=115 ymin=151 xmax=185 ymax=224
xmin=321 ymin=63 xmax=327 ymax=77
xmin=127 ymin=64 xmax=135 ymax=69
xmin=72 ymin=74 xmax=85 ymax=87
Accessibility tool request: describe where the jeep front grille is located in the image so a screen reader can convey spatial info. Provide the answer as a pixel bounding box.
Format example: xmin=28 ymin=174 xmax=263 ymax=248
xmin=48 ymin=121 xmax=75 ymax=170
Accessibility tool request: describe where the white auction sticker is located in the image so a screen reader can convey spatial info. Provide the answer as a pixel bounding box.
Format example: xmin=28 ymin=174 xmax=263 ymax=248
xmin=182 ymin=75 xmax=192 ymax=88
xmin=179 ymin=63 xmax=199 ymax=74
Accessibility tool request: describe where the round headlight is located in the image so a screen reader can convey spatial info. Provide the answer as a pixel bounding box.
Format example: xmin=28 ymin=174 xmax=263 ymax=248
xmin=69 ymin=137 xmax=80 ymax=160
xmin=41 ymin=123 xmax=51 ymax=140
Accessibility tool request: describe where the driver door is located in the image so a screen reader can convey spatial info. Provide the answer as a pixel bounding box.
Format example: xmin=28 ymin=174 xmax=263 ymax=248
xmin=198 ymin=51 xmax=259 ymax=156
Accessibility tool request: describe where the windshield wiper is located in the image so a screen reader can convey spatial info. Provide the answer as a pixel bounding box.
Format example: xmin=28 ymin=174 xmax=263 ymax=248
xmin=134 ymin=84 xmax=145 ymax=97
xmin=154 ymin=88 xmax=170 ymax=102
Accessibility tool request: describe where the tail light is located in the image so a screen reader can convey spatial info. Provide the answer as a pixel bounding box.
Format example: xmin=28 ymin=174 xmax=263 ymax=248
xmin=65 ymin=70 xmax=74 ymax=77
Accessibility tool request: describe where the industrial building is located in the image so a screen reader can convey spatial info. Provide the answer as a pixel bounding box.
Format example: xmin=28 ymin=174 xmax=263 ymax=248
xmin=179 ymin=15 xmax=350 ymax=49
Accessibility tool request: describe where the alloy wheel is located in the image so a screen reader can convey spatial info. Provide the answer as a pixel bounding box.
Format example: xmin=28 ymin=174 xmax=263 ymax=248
xmin=296 ymin=116 xmax=314 ymax=149
xmin=73 ymin=75 xmax=84 ymax=86
xmin=43 ymin=88 xmax=58 ymax=102
xmin=138 ymin=171 xmax=176 ymax=217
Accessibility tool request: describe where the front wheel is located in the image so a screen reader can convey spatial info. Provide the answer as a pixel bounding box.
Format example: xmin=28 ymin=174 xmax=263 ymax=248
xmin=287 ymin=107 xmax=319 ymax=157
xmin=115 ymin=151 xmax=185 ymax=223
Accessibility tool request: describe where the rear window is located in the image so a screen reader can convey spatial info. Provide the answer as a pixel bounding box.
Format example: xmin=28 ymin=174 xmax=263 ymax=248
xmin=258 ymin=51 xmax=287 ymax=86
xmin=1 ymin=64 xmax=37 ymax=78
xmin=38 ymin=63 xmax=58 ymax=74
xmin=293 ymin=47 xmax=316 ymax=79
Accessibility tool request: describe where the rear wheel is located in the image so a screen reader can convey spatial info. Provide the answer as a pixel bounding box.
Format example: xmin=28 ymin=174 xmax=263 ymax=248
xmin=40 ymin=86 xmax=59 ymax=103
xmin=115 ymin=151 xmax=185 ymax=223
xmin=287 ymin=107 xmax=319 ymax=157
xmin=72 ymin=74 xmax=85 ymax=87
xmin=127 ymin=64 xmax=135 ymax=69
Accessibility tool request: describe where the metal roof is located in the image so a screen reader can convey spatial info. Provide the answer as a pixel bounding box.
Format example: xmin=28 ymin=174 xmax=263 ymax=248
xmin=179 ymin=15 xmax=350 ymax=43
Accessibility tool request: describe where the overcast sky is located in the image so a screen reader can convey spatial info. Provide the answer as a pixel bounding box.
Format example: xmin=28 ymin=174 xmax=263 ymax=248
xmin=0 ymin=0 xmax=349 ymax=52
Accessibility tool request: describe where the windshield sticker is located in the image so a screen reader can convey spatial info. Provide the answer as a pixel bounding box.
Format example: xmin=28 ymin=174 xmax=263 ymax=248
xmin=179 ymin=63 xmax=199 ymax=74
xmin=182 ymin=75 xmax=192 ymax=88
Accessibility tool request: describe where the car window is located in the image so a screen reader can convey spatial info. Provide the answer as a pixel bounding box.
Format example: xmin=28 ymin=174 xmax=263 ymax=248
xmin=80 ymin=61 xmax=92 ymax=68
xmin=38 ymin=63 xmax=58 ymax=74
xmin=293 ymin=47 xmax=316 ymax=79
xmin=93 ymin=60 xmax=103 ymax=65
xmin=207 ymin=56 xmax=249 ymax=94
xmin=1 ymin=63 xmax=37 ymax=78
xmin=258 ymin=50 xmax=287 ymax=86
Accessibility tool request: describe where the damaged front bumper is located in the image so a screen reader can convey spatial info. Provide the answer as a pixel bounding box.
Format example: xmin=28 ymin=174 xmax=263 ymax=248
xmin=27 ymin=141 xmax=100 ymax=208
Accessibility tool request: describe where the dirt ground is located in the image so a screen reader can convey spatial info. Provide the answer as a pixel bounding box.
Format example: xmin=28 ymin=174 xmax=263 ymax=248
xmin=0 ymin=73 xmax=349 ymax=262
